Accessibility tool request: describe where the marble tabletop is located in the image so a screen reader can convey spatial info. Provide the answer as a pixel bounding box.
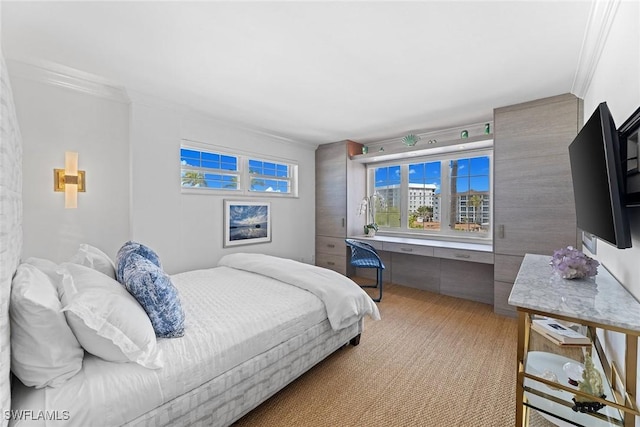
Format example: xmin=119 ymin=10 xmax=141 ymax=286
xmin=509 ymin=253 xmax=640 ymax=333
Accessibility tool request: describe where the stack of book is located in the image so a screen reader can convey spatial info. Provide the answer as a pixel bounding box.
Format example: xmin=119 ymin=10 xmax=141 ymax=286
xmin=531 ymin=317 xmax=591 ymax=346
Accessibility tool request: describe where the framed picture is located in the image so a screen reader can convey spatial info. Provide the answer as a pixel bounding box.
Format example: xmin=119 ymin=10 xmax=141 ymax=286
xmin=223 ymin=200 xmax=271 ymax=247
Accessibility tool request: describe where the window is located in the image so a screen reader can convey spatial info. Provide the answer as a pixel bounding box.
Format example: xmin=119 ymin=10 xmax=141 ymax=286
xmin=180 ymin=143 xmax=298 ymax=197
xmin=450 ymin=157 xmax=490 ymax=233
xmin=181 ymin=148 xmax=240 ymax=190
xmin=248 ymin=159 xmax=292 ymax=193
xmin=407 ymin=161 xmax=441 ymax=231
xmin=367 ymin=149 xmax=492 ymax=240
xmin=373 ymin=165 xmax=400 ymax=227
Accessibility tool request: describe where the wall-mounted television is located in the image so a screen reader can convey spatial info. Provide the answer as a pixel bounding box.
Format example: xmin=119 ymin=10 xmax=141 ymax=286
xmin=568 ymin=102 xmax=632 ymax=249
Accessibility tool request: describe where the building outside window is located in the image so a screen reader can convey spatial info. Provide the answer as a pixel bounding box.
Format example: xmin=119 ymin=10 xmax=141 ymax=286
xmin=366 ymin=150 xmax=492 ymax=240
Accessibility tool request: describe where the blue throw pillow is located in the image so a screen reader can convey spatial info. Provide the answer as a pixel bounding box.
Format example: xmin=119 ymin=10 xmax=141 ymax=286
xmin=116 ymin=241 xmax=162 ymax=283
xmin=122 ymin=254 xmax=185 ymax=338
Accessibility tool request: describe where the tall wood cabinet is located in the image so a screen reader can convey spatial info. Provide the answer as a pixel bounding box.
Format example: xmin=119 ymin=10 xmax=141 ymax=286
xmin=493 ymin=94 xmax=583 ymax=316
xmin=315 ymin=140 xmax=366 ymax=275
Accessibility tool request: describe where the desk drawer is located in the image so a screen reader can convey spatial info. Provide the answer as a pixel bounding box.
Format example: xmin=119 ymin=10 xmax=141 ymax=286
xmin=315 ymin=253 xmax=347 ymax=275
xmin=316 ymin=236 xmax=346 ymax=256
xmin=433 ymin=247 xmax=494 ymax=264
xmin=383 ymin=242 xmax=434 ymax=257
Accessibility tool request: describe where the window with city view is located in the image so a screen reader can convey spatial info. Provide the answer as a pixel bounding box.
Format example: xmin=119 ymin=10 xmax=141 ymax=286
xmin=368 ymin=151 xmax=491 ymax=239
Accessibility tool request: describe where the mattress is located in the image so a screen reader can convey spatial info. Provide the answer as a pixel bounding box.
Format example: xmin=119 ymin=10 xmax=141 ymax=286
xmin=11 ymin=266 xmax=329 ymax=427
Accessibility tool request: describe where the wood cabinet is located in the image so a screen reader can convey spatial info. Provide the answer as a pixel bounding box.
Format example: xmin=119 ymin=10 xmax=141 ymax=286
xmin=315 ymin=140 xmax=366 ymax=274
xmin=493 ymin=94 xmax=582 ymax=316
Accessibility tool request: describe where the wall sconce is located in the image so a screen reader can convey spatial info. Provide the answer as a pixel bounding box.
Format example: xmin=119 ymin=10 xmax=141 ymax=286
xmin=54 ymin=152 xmax=85 ymax=209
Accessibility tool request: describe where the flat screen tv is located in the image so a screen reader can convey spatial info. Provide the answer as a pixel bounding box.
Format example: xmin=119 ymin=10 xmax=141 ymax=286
xmin=568 ymin=102 xmax=632 ymax=249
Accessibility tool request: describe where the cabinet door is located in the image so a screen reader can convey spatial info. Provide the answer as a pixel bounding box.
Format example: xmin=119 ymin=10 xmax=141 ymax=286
xmin=494 ymin=94 xmax=580 ymax=256
xmin=316 ymin=142 xmax=347 ymax=237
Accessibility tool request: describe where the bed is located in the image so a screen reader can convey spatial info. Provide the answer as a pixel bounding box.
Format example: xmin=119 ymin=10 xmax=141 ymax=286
xmin=0 ymin=55 xmax=379 ymax=427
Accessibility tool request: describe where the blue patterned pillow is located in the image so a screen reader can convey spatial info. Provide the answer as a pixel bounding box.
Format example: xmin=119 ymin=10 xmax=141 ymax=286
xmin=122 ymin=254 xmax=185 ymax=338
xmin=116 ymin=241 xmax=162 ymax=283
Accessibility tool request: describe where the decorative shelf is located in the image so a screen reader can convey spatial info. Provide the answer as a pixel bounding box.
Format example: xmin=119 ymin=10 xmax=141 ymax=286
xmin=350 ymin=135 xmax=493 ymax=163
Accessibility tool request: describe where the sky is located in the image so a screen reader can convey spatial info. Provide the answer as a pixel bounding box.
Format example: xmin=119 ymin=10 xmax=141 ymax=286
xmin=229 ymin=205 xmax=269 ymax=227
xmin=375 ymin=156 xmax=490 ymax=194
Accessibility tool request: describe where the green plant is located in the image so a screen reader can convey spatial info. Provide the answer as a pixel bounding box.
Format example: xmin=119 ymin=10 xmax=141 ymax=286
xmin=364 ymin=223 xmax=379 ymax=234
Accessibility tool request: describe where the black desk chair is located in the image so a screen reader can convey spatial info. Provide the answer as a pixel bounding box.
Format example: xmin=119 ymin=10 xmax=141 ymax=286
xmin=345 ymin=239 xmax=385 ymax=302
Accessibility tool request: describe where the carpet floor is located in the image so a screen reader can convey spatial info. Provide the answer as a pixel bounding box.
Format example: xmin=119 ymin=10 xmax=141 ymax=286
xmin=233 ymin=283 xmax=520 ymax=426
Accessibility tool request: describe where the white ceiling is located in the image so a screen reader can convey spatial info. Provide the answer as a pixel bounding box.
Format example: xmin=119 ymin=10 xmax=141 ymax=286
xmin=1 ymin=1 xmax=593 ymax=146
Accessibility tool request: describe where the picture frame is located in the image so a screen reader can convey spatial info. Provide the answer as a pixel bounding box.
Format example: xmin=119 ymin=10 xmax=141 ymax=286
xmin=223 ymin=200 xmax=271 ymax=247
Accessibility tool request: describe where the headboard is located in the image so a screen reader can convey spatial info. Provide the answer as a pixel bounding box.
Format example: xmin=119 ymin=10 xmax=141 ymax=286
xmin=0 ymin=53 xmax=23 ymax=427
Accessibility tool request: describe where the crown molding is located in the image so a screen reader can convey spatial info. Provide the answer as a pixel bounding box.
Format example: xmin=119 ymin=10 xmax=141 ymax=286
xmin=6 ymin=57 xmax=130 ymax=104
xmin=6 ymin=57 xmax=317 ymax=150
xmin=572 ymin=0 xmax=621 ymax=98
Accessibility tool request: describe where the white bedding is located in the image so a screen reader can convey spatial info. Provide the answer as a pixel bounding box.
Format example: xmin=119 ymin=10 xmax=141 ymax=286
xmin=11 ymin=265 xmax=332 ymax=426
xmin=218 ymin=253 xmax=381 ymax=329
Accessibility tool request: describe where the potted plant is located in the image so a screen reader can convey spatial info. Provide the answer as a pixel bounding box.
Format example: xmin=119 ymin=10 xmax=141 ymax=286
xmin=364 ymin=223 xmax=378 ymax=237
xmin=358 ymin=192 xmax=384 ymax=237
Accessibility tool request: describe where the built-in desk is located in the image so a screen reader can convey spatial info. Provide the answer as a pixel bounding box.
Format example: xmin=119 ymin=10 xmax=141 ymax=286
xmin=351 ymin=235 xmax=494 ymax=263
xmin=348 ymin=235 xmax=495 ymax=306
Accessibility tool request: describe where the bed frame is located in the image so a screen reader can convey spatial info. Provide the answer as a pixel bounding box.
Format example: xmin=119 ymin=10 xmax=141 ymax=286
xmin=0 ymin=54 xmax=362 ymax=427
xmin=127 ymin=322 xmax=361 ymax=426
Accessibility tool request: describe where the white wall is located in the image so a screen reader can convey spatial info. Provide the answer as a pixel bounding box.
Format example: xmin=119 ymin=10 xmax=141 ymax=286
xmin=583 ymin=1 xmax=640 ymax=298
xmin=129 ymin=93 xmax=316 ymax=274
xmin=9 ymin=68 xmax=130 ymax=262
xmin=580 ymin=2 xmax=640 ymax=423
xmin=9 ymin=66 xmax=316 ymax=273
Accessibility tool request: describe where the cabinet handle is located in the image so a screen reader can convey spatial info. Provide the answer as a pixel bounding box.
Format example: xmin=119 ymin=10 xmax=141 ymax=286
xmin=455 ymin=254 xmax=471 ymax=259
xmin=498 ymin=225 xmax=505 ymax=239
xmin=401 ymin=248 xmax=413 ymax=252
xmin=327 ymin=244 xmax=335 ymax=248
xmin=327 ymin=261 xmax=335 ymax=266
xmin=342 ymin=218 xmax=345 ymax=227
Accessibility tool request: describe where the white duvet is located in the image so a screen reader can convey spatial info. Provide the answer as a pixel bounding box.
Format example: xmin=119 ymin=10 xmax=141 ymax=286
xmin=10 ymin=257 xmax=379 ymax=427
xmin=218 ymin=253 xmax=381 ymax=329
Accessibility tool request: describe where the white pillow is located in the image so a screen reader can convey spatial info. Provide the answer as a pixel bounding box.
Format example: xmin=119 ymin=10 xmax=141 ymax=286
xmin=70 ymin=244 xmax=117 ymax=279
xmin=58 ymin=263 xmax=163 ymax=369
xmin=23 ymin=257 xmax=65 ymax=295
xmin=10 ymin=263 xmax=84 ymax=388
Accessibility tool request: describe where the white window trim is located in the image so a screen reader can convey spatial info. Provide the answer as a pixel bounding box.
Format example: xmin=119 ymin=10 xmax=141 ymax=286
xmin=247 ymin=155 xmax=298 ymax=196
xmin=181 ymin=140 xmax=299 ymax=198
xmin=366 ymin=145 xmax=493 ymax=243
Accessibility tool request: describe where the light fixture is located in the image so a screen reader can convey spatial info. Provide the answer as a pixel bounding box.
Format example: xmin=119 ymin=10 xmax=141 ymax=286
xmin=54 ymin=152 xmax=85 ymax=208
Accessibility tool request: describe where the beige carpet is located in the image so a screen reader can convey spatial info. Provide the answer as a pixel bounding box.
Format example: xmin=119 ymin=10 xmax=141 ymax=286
xmin=233 ymin=283 xmax=519 ymax=427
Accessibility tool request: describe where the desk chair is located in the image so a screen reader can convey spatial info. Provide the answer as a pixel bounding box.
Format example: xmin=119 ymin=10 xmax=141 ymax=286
xmin=345 ymin=239 xmax=385 ymax=302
